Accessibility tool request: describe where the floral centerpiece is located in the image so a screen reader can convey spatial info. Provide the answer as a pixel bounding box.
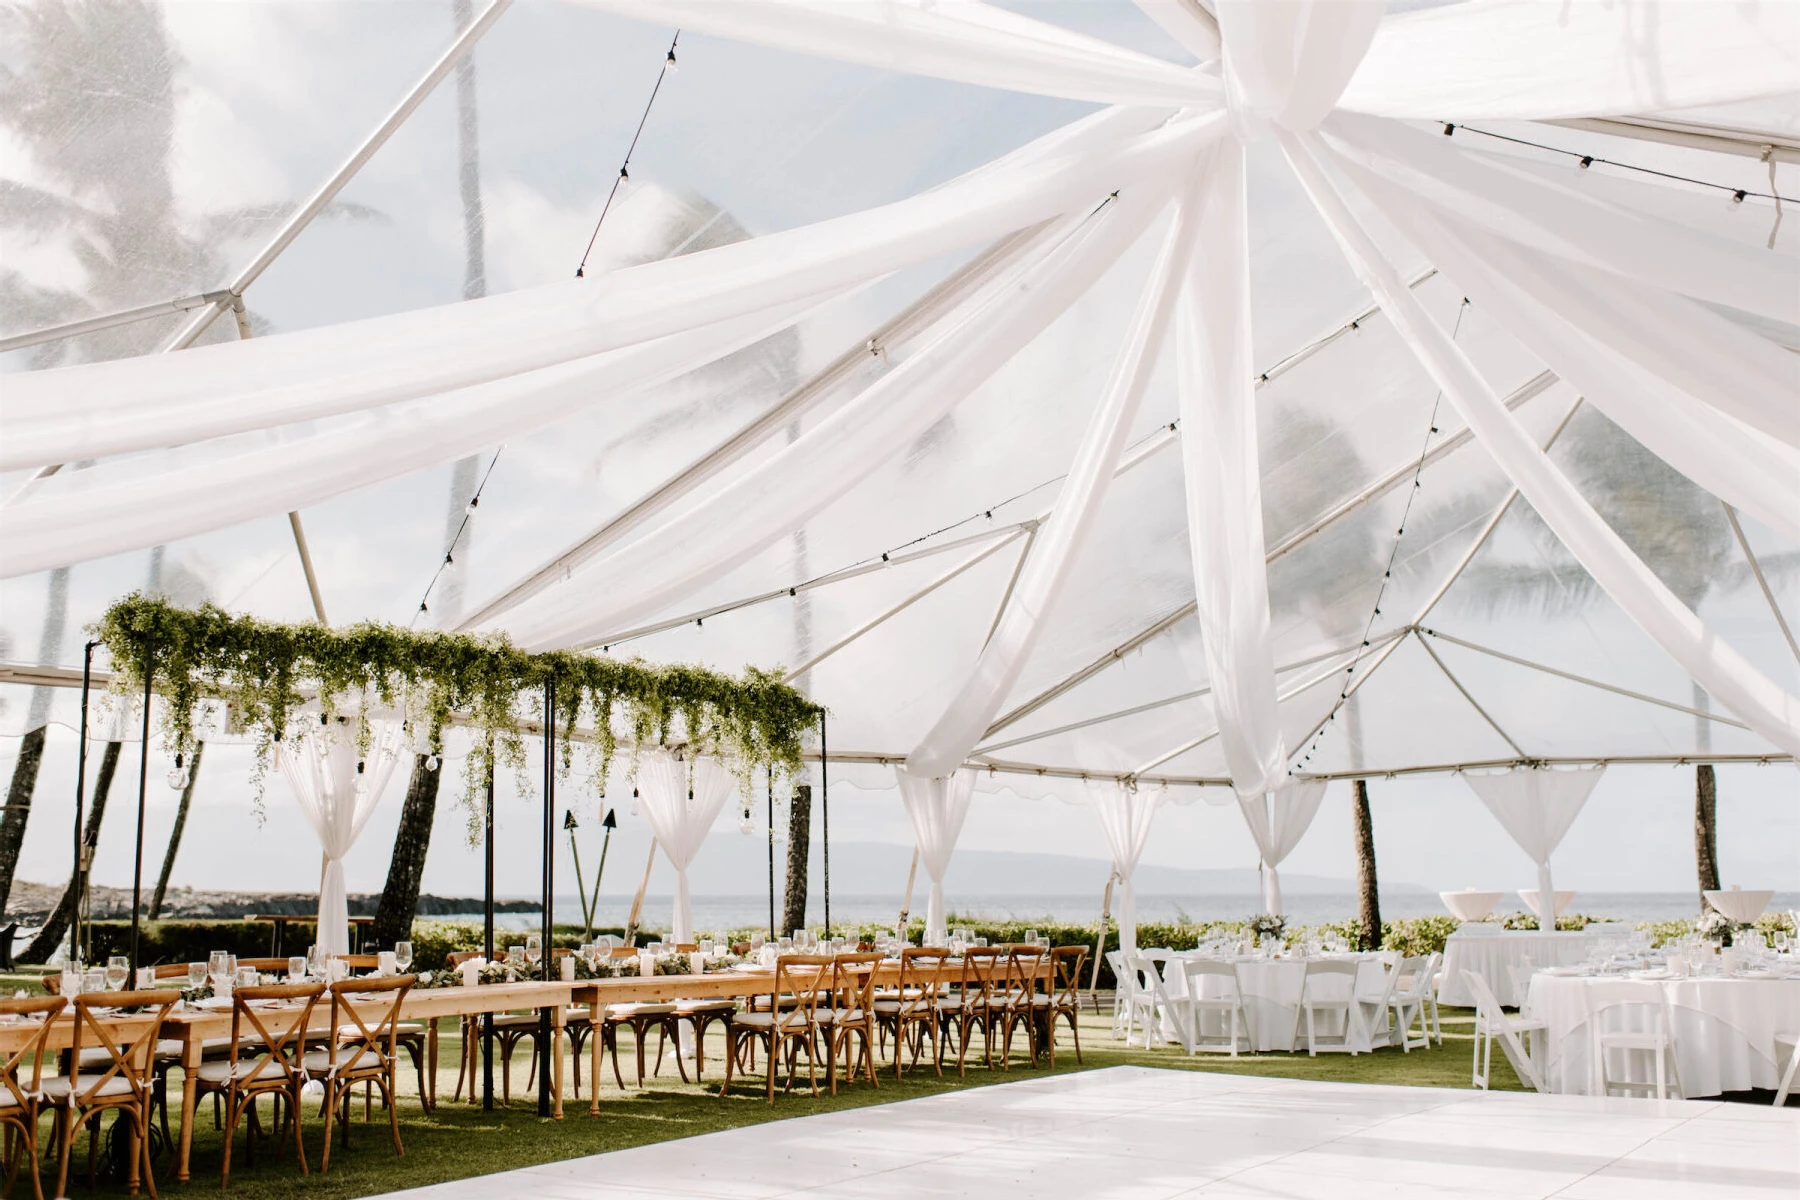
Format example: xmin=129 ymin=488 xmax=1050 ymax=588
xmin=1695 ymin=908 xmax=1736 ymax=945
xmin=1247 ymin=913 xmax=1286 ymax=942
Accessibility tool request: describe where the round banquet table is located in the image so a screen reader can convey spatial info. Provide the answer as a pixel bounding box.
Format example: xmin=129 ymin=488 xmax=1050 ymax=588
xmin=1159 ymin=954 xmax=1392 ymax=1052
xmin=1438 ymin=930 xmax=1607 ymax=1007
xmin=1526 ymin=971 xmax=1800 ymax=1097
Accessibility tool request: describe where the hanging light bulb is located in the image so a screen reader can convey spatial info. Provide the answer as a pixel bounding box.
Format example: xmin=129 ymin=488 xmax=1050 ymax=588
xmin=629 ymin=786 xmax=640 ymax=817
xmin=425 ymin=754 xmax=440 ymax=772
xmin=1729 ymin=188 xmax=1748 ymax=209
xmin=664 ymin=48 xmax=678 ymax=73
xmin=739 ymin=807 xmax=754 ymax=835
xmin=166 ymin=751 xmax=189 ymax=791
xmin=465 ymin=495 xmax=480 ymax=515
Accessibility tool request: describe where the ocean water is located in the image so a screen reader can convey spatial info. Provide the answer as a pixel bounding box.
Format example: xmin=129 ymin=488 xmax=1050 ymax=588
xmin=436 ymin=891 xmax=1800 ymax=934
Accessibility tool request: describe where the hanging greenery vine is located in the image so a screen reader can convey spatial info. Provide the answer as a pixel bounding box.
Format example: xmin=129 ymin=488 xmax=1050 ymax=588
xmin=97 ymin=595 xmax=820 ymax=824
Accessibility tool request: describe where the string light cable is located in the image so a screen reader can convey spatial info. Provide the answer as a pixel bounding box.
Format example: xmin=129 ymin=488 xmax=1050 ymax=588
xmin=414 ymin=446 xmax=506 ymax=624
xmin=576 ymin=31 xmax=682 ymax=278
xmin=1291 ymin=297 xmax=1471 ymax=775
xmin=1441 ymin=121 xmax=1787 ymax=203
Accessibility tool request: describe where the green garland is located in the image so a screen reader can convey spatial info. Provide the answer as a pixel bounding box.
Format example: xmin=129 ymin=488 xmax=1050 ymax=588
xmin=97 ymin=595 xmax=819 ymax=827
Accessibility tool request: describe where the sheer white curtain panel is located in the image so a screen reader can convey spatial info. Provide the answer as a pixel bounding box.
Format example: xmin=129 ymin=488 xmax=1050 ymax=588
xmin=1463 ymin=766 xmax=1605 ymax=928
xmin=1236 ymin=778 xmax=1328 ymax=917
xmin=895 ymin=766 xmax=976 ymax=946
xmin=906 ymin=160 xmax=1206 ymax=778
xmin=635 ymin=752 xmax=737 ymax=943
xmin=567 ymin=0 xmax=1224 ymax=110
xmin=1284 ymin=132 xmax=1800 ymax=762
xmin=1089 ymin=781 xmax=1162 ymax=954
xmin=1214 ymin=0 xmax=1384 ymax=132
xmin=279 ymin=718 xmax=408 ymax=957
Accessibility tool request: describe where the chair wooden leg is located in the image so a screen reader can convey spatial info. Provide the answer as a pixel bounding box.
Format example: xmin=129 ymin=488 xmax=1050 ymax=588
xmin=384 ymin=1077 xmax=404 ymax=1157
xmin=53 ymin=1109 xmax=72 ymax=1200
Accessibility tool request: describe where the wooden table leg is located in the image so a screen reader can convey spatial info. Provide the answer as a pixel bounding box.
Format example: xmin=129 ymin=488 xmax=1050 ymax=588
xmin=553 ymin=1006 xmax=566 ymax=1120
xmin=425 ymin=1016 xmax=439 ymax=1111
xmin=589 ymin=1007 xmax=602 ymax=1116
xmin=176 ymin=1035 xmax=201 ymax=1182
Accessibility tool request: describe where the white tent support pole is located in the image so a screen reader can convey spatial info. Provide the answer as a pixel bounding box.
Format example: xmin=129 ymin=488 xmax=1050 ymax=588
xmin=0 ymin=290 xmax=233 ymax=355
xmin=161 ymin=0 xmax=512 ymax=353
xmin=791 ymin=530 xmax=1027 ymax=682
xmin=288 ymin=512 xmax=329 ymax=626
xmin=1724 ymin=503 xmax=1800 ymax=667
xmin=1285 ymin=633 xmax=1410 ymax=764
xmin=459 ymin=221 xmax=1058 ymax=631
xmin=1266 ymin=372 xmax=1553 ymax=563
xmin=982 ymin=523 xmax=1039 ymax=649
xmin=1410 ymin=628 xmax=1525 ymax=756
xmin=1546 ymin=117 xmax=1800 ymax=165
xmin=1123 ymin=631 xmax=1407 ymax=778
xmin=1417 ymin=626 xmax=1751 ymax=731
xmin=986 ymin=602 xmax=1195 ymax=739
xmin=1255 ymin=267 xmax=1437 ymax=388
xmin=975 ymin=631 xmax=1398 ymax=756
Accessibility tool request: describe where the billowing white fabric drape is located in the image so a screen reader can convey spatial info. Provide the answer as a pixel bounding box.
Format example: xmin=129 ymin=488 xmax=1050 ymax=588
xmin=568 ymin=0 xmax=1223 ymax=110
xmin=279 ymin=719 xmax=407 ymax=957
xmin=895 ymin=766 xmax=976 ymax=946
xmin=906 ymin=162 xmax=1207 ymax=778
xmin=497 ymin=166 xmax=1206 ymax=650
xmin=1089 ymin=781 xmax=1162 ymax=955
xmin=1214 ymin=0 xmax=1384 ymax=132
xmin=1236 ymin=778 xmax=1327 ymax=917
xmin=1463 ymin=766 xmax=1605 ymax=928
xmin=1283 ymin=132 xmax=1800 ymax=763
xmin=1338 ymin=0 xmax=1800 ymax=120
xmin=0 ymin=104 xmax=1204 ymax=472
xmin=635 ymin=752 xmax=737 ymax=943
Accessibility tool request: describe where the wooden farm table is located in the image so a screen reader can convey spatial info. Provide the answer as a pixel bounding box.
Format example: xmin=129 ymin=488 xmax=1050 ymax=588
xmin=0 ymin=979 xmax=578 ymax=1183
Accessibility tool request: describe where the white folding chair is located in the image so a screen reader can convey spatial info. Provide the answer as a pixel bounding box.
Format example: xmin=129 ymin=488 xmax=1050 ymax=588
xmin=1122 ymin=952 xmax=1175 ymax=1049
xmin=1420 ymin=952 xmax=1444 ymax=1045
xmin=1291 ymin=960 xmax=1365 ymax=1056
xmin=1362 ymin=955 xmax=1402 ymax=1049
xmin=1585 ymin=979 xmax=1682 ymax=1100
xmin=1174 ymin=959 xmax=1252 ymax=1056
xmin=1387 ymin=954 xmax=1435 ymax=1052
xmin=1774 ymin=1030 xmax=1799 ymax=1107
xmin=1464 ymin=970 xmax=1546 ymax=1092
xmin=1105 ymin=951 xmax=1134 ymax=1040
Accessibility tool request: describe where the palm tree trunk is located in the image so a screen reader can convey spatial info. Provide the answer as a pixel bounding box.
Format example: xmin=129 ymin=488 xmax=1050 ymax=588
xmin=371 ymin=754 xmax=441 ymax=950
xmin=1351 ymin=779 xmax=1381 ymax=950
xmin=0 ymin=567 xmax=71 ymax=912
xmin=149 ymin=741 xmax=203 ymax=919
xmin=1695 ymin=764 xmax=1720 ymax=905
xmin=782 ymin=784 xmax=812 ymax=936
xmin=22 ymin=741 xmax=122 ymax=964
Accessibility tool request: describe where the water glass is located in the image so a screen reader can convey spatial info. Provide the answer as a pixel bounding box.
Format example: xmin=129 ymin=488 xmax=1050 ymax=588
xmin=82 ymin=968 xmax=106 ymax=994
xmin=105 ymin=956 xmax=128 ymax=991
xmin=306 ymin=945 xmax=325 ymax=980
xmin=288 ymin=956 xmax=306 ymax=982
xmin=236 ymin=965 xmax=258 ymax=989
xmin=507 ymin=945 xmax=525 ymax=969
xmin=698 ymin=938 xmax=714 ymax=959
xmin=187 ymin=962 xmax=207 ymax=989
xmin=394 ymin=940 xmax=414 ymax=972
xmin=525 ymin=933 xmax=543 ymax=966
xmin=750 ymin=933 xmax=765 ymax=952
xmin=778 ymin=936 xmax=792 ymax=953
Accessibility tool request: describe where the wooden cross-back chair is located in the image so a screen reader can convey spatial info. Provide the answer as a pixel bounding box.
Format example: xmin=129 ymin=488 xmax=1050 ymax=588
xmin=952 ymin=947 xmax=1007 ymax=1075
xmin=873 ymin=948 xmax=947 ymax=1080
xmin=1046 ymin=945 xmax=1088 ymax=1066
xmin=998 ymin=947 xmax=1050 ymax=1068
xmin=307 ymin=974 xmax=414 ymax=1173
xmin=51 ymin=989 xmax=181 ymax=1199
xmin=823 ymin=953 xmax=883 ymax=1095
xmin=0 ymin=994 xmax=66 ymax=1200
xmin=720 ymin=954 xmax=833 ymax=1104
xmin=193 ymin=980 xmax=326 ymax=1188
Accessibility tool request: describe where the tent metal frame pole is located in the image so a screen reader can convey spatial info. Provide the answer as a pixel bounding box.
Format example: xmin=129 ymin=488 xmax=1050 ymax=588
xmin=129 ymin=640 xmax=153 ymax=977
xmin=68 ymin=641 xmax=95 ymax=966
xmin=482 ymin=748 xmax=495 ymax=1110
xmin=982 ymin=523 xmax=1039 ymax=649
xmin=1411 ymin=628 xmax=1526 ymax=756
xmin=1255 ymin=267 xmax=1438 ymax=388
xmin=0 ymin=290 xmax=233 ymax=356
xmin=538 ymin=676 xmax=554 ymax=1118
xmin=1723 ymin=503 xmax=1800 ymax=667
xmin=161 ymin=0 xmax=513 ymax=354
xmin=287 ymin=512 xmax=330 ymax=625
xmin=766 ymin=771 xmax=776 ymax=940
xmin=1546 ymin=117 xmax=1800 ymax=165
xmin=459 ymin=220 xmax=1059 ymax=630
xmin=819 ymin=711 xmax=830 ymax=935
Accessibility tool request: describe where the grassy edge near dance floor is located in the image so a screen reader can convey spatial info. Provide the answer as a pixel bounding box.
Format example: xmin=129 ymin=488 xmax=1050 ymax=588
xmin=12 ymin=1003 xmax=1524 ymax=1199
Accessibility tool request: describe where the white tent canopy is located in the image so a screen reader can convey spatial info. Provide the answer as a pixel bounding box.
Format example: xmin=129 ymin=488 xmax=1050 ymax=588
xmin=2 ymin=1 xmax=1795 ymax=916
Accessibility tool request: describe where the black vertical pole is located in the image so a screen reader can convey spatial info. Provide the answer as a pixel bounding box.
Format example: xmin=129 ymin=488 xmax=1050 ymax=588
xmin=766 ymin=769 xmax=776 ymax=940
xmin=482 ymin=747 xmax=495 ymax=1110
xmin=68 ymin=642 xmax=95 ymax=967
xmin=819 ymin=711 xmax=830 ymax=937
xmin=538 ymin=677 xmax=554 ymax=1117
xmin=130 ymin=640 xmax=153 ymax=977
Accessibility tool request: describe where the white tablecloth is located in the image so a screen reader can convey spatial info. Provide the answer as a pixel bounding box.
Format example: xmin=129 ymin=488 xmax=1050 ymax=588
xmin=1160 ymin=955 xmax=1392 ymax=1052
xmin=1439 ymin=930 xmax=1602 ymax=1007
xmin=1528 ymin=972 xmax=1800 ymax=1097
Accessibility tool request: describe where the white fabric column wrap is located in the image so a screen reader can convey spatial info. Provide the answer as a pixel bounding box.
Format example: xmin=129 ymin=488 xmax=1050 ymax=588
xmin=1463 ymin=766 xmax=1604 ymax=928
xmin=1090 ymin=782 xmax=1162 ymax=955
xmin=895 ymin=766 xmax=976 ymax=946
xmin=1284 ymin=132 xmax=1800 ymax=762
xmin=280 ymin=720 xmax=406 ymax=957
xmin=906 ymin=160 xmax=1207 ymax=777
xmin=1236 ymin=779 xmax=1328 ymax=916
xmin=635 ymin=752 xmax=737 ymax=943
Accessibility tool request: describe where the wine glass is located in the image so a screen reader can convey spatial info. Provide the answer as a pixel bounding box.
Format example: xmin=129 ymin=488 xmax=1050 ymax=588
xmin=82 ymin=968 xmax=106 ymax=994
xmin=305 ymin=945 xmax=325 ymax=980
xmin=187 ymin=962 xmax=207 ymax=989
xmin=750 ymin=933 xmax=764 ymax=952
xmin=236 ymin=965 xmax=258 ymax=989
xmin=525 ymin=933 xmax=543 ymax=968
xmin=209 ymin=950 xmax=230 ymax=981
xmin=287 ymin=956 xmax=306 ymax=982
xmin=105 ymin=956 xmax=128 ymax=991
xmin=394 ymin=941 xmax=414 ymax=973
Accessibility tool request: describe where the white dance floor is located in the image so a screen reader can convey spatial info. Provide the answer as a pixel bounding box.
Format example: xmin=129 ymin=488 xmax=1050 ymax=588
xmin=386 ymin=1067 xmax=1799 ymax=1199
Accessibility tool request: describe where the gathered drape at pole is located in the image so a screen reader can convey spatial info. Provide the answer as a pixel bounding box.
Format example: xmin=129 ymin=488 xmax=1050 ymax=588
xmin=1089 ymin=780 xmax=1162 ymax=955
xmin=1236 ymin=778 xmax=1327 ymax=917
xmin=280 ymin=718 xmax=408 ymax=957
xmin=1462 ymin=766 xmax=1604 ymax=928
xmin=895 ymin=766 xmax=975 ymax=946
xmin=1283 ymin=131 xmax=1800 ymax=764
xmin=635 ymin=751 xmax=736 ymax=943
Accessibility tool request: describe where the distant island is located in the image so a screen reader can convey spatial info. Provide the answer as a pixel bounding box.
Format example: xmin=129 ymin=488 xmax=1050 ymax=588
xmin=4 ymin=880 xmax=540 ymax=923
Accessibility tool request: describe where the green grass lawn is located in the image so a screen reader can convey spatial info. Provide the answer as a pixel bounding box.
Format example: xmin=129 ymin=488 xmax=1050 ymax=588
xmin=15 ymin=1000 xmax=1523 ymax=1199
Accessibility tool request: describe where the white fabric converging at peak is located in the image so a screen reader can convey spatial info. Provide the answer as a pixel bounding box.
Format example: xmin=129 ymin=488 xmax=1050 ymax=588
xmin=634 ymin=752 xmax=738 ymax=943
xmin=278 ymin=718 xmax=409 ymax=957
xmin=1089 ymin=780 xmax=1163 ymax=955
xmin=1235 ymin=778 xmax=1328 ymax=918
xmin=1463 ymin=765 xmax=1605 ymax=929
xmin=895 ymin=766 xmax=976 ymax=947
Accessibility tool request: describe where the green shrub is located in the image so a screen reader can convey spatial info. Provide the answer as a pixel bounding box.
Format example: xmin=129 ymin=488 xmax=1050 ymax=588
xmin=86 ymin=920 xmax=313 ymax=967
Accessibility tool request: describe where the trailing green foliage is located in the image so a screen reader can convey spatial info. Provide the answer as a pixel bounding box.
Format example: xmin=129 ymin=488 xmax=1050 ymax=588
xmin=96 ymin=595 xmax=819 ymax=827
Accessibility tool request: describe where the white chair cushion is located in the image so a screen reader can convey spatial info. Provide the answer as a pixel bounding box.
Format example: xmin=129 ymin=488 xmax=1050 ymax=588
xmin=42 ymin=1075 xmax=134 ymax=1103
xmin=195 ymin=1059 xmax=285 ymax=1085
